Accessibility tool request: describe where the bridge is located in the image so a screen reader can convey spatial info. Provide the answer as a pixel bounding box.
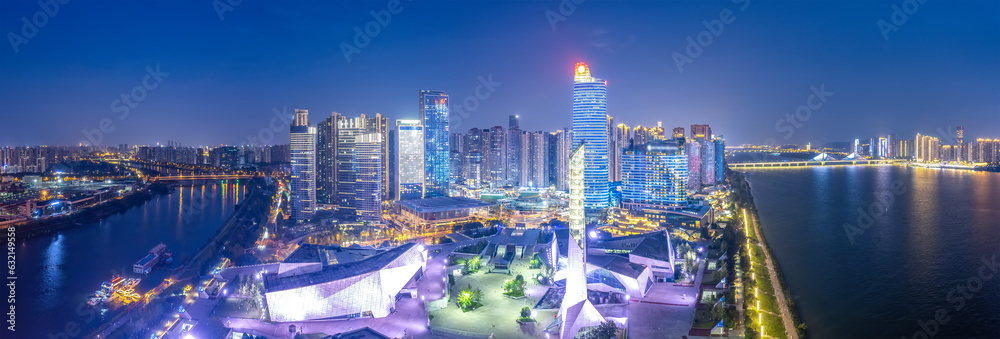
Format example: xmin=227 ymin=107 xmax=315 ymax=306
xmin=729 ymin=159 xmax=903 ymax=169
xmin=149 ymin=174 xmax=257 ymax=181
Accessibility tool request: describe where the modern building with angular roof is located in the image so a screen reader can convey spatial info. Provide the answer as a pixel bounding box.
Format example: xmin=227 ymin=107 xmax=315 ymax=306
xmin=263 ymin=243 xmax=426 ymax=322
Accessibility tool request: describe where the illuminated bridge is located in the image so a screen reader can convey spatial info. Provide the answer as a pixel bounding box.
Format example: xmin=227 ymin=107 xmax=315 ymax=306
xmin=729 ymin=159 xmax=904 ymax=169
xmin=149 ymin=174 xmax=257 ymax=181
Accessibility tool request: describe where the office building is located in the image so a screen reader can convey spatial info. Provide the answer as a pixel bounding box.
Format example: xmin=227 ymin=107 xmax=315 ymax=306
xmin=690 ymin=124 xmax=711 ymax=141
xmin=354 ymin=133 xmax=383 ymax=223
xmin=686 ymin=140 xmax=701 ymax=191
xmin=621 ymin=140 xmax=688 ymax=213
xmin=394 ymin=120 xmax=424 ymax=200
xmin=290 ymin=109 xmax=317 ymax=221
xmin=714 ymin=138 xmax=725 ymax=183
xmin=420 ymin=90 xmax=450 ymax=197
xmin=572 ymin=62 xmax=610 ymax=210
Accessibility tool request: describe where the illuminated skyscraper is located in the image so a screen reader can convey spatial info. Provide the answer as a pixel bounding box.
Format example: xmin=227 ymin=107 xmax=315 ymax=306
xmin=672 ymin=127 xmax=685 ymax=139
xmin=354 ymin=133 xmax=383 ymax=223
xmin=395 ymin=120 xmax=424 ymax=200
xmin=559 ymin=144 xmax=604 ymax=338
xmin=686 ymin=140 xmax=702 ymax=190
xmin=420 ymin=90 xmax=450 ymax=197
xmin=611 ymin=122 xmax=629 ymax=182
xmin=701 ymin=141 xmax=715 ymax=185
xmin=690 ymin=124 xmax=711 ymax=141
xmin=572 ymin=62 xmax=610 ymax=210
xmin=714 ymin=138 xmax=725 ymax=183
xmin=290 ymin=109 xmax=317 ymax=221
xmin=622 ymin=140 xmax=688 ymax=212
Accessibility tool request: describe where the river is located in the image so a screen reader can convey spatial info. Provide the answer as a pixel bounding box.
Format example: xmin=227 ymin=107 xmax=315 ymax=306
xmin=16 ymin=181 xmax=246 ymax=338
xmin=741 ymin=166 xmax=1000 ymax=338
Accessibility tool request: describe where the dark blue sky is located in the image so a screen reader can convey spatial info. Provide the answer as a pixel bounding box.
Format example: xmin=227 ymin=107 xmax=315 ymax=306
xmin=1 ymin=0 xmax=998 ymax=147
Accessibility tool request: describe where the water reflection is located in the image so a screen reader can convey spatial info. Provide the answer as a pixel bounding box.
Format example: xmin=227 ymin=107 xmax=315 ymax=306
xmin=38 ymin=234 xmax=65 ymax=311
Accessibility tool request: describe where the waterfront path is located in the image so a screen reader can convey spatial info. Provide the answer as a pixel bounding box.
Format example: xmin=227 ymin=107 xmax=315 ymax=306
xmin=749 ymin=213 xmax=799 ymax=339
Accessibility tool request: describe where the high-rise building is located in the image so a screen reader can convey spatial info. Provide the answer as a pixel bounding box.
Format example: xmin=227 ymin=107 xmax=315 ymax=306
xmin=887 ymin=134 xmax=897 ymax=158
xmin=672 ymin=127 xmax=685 ymax=139
xmin=420 ymin=90 xmax=450 ymax=197
xmin=956 ymin=126 xmax=964 ymax=162
xmin=485 ymin=126 xmax=507 ymax=187
xmin=611 ymin=122 xmax=629 ymax=182
xmin=509 ymin=115 xmax=519 ymax=129
xmin=700 ymin=141 xmax=715 ymax=185
xmin=714 ymin=138 xmax=725 ymax=183
xmin=690 ymin=124 xmax=711 ymax=141
xmin=354 ymin=133 xmax=383 ymax=223
xmin=449 ymin=133 xmax=464 ymax=184
xmin=650 ymin=122 xmax=666 ymax=141
xmin=506 ymin=126 xmax=523 ymax=187
xmin=550 ymin=128 xmax=572 ymax=191
xmin=463 ymin=128 xmax=484 ymax=187
xmin=686 ymin=140 xmax=701 ymax=191
xmin=522 ymin=131 xmax=548 ymax=188
xmin=334 ymin=113 xmax=387 ymax=219
xmin=290 ymin=109 xmax=317 ymax=221
xmin=622 ymin=140 xmax=688 ymax=213
xmin=572 ymin=62 xmax=610 ymax=210
xmin=395 ymin=120 xmax=424 ymax=200
xmin=632 ymin=125 xmax=651 ymax=148
xmin=316 ymin=113 xmax=341 ymax=205
xmin=559 ymin=143 xmax=605 ymax=339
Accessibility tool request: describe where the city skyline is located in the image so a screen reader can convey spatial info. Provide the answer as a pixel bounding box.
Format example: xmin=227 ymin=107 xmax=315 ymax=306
xmin=2 ymin=1 xmax=998 ymax=147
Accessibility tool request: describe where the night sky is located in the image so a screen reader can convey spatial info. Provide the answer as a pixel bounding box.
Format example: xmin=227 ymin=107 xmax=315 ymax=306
xmin=1 ymin=0 xmax=998 ymax=147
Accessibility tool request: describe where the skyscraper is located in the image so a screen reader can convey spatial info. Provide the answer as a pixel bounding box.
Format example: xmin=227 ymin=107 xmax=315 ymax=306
xmin=550 ymin=128 xmax=572 ymax=191
xmin=395 ymin=120 xmax=424 ymax=200
xmin=420 ymin=90 xmax=450 ymax=197
xmin=509 ymin=114 xmax=519 ymax=129
xmin=672 ymin=127 xmax=685 ymax=139
xmin=611 ymin=122 xmax=629 ymax=182
xmin=686 ymin=140 xmax=701 ymax=190
xmin=701 ymin=141 xmax=716 ymax=185
xmin=506 ymin=126 xmax=523 ymax=187
xmin=956 ymin=126 xmax=964 ymax=162
xmin=485 ymin=126 xmax=507 ymax=187
xmin=354 ymin=133 xmax=383 ymax=223
xmin=316 ymin=113 xmax=341 ymax=205
xmin=622 ymin=140 xmax=688 ymax=212
xmin=572 ymin=62 xmax=610 ymax=210
xmin=290 ymin=109 xmax=317 ymax=221
xmin=690 ymin=124 xmax=711 ymax=141
xmin=714 ymin=138 xmax=725 ymax=183
xmin=523 ymin=131 xmax=548 ymax=188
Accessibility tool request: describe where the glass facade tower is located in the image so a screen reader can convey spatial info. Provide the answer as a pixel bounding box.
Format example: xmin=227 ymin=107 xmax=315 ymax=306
xmin=290 ymin=109 xmax=317 ymax=221
xmin=571 ymin=62 xmax=610 ymax=210
xmin=395 ymin=120 xmax=424 ymax=200
xmin=420 ymin=90 xmax=450 ymax=197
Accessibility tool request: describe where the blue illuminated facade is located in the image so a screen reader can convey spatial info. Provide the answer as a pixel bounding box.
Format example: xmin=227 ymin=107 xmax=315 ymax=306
xmin=420 ymin=90 xmax=450 ymax=197
xmin=714 ymin=138 xmax=725 ymax=184
xmin=571 ymin=62 xmax=610 ymax=210
xmin=621 ymin=141 xmax=688 ymax=211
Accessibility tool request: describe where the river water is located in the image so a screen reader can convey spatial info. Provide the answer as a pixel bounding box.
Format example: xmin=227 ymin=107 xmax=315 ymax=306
xmin=742 ymin=166 xmax=1000 ymax=338
xmin=16 ymin=181 xmax=246 ymax=338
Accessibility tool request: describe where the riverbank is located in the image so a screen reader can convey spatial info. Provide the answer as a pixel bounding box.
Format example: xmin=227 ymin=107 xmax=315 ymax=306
xmin=728 ymin=169 xmax=807 ymax=338
xmin=8 ymin=186 xmax=154 ymax=239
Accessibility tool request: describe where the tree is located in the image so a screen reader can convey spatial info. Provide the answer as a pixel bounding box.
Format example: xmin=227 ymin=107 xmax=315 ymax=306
xmin=582 ymin=320 xmax=618 ymax=339
xmin=458 ymin=290 xmax=473 ymax=311
xmin=473 ymin=288 xmax=484 ymax=305
xmin=520 ymin=306 xmax=531 ymax=318
xmin=711 ymin=302 xmax=725 ymax=323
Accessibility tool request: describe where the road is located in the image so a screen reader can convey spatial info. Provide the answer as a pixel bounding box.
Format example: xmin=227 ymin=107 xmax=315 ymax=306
xmin=748 ymin=213 xmax=799 ymax=339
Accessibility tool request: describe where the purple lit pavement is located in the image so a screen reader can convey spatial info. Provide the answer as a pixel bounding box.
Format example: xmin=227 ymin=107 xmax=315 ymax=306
xmin=223 ymin=297 xmax=431 ymax=338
